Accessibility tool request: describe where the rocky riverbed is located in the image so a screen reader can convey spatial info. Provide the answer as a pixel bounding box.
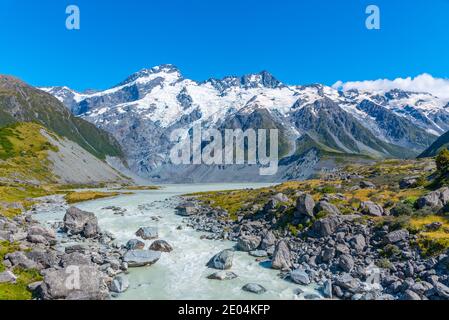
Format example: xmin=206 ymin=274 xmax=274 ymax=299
xmin=181 ymin=182 xmax=449 ymax=300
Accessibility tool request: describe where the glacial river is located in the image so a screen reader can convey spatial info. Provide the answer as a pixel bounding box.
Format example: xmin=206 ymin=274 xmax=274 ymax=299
xmin=35 ymin=183 xmax=320 ymax=300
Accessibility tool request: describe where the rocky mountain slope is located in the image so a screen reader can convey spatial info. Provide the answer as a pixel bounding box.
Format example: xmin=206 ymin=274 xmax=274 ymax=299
xmin=42 ymin=65 xmax=448 ymax=182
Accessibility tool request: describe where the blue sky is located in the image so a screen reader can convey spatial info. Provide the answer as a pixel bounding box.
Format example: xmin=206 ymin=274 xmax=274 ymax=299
xmin=1 ymin=0 xmax=449 ymax=91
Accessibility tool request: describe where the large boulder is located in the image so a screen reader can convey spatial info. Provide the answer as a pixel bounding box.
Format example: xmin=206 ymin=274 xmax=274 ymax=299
xmin=135 ymin=227 xmax=158 ymax=240
xmin=0 ymin=271 xmax=17 ymax=284
xmin=39 ymin=266 xmax=109 ymax=300
xmin=417 ymin=187 xmax=449 ymax=209
xmin=295 ymin=194 xmax=315 ymax=219
xmin=63 ymin=207 xmax=99 ymax=238
xmin=271 ymin=241 xmax=292 ymax=270
xmin=236 ymin=235 xmax=261 ymax=252
xmin=26 ymin=249 xmax=60 ymax=269
xmin=314 ymin=201 xmax=340 ymax=216
xmin=149 ymin=240 xmax=173 ymax=252
xmin=123 ymin=250 xmax=161 ymax=267
xmin=207 ymin=250 xmax=234 ymax=270
xmin=360 ymin=201 xmax=384 ymax=217
xmin=311 ymin=216 xmax=341 ymax=238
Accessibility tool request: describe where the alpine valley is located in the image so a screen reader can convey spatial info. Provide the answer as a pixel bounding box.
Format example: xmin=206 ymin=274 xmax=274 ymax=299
xmin=41 ymin=64 xmax=449 ymax=183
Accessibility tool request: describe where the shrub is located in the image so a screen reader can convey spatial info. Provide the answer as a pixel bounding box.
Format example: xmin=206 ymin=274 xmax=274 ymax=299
xmin=436 ymin=149 xmax=449 ymax=175
xmin=390 ymin=202 xmax=414 ymax=217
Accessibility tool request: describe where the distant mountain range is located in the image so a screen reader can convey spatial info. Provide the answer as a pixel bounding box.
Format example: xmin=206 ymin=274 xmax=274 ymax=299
xmin=38 ymin=65 xmax=449 ymax=182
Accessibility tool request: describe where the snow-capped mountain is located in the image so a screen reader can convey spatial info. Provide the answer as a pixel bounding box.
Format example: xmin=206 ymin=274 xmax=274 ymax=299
xmin=41 ymin=65 xmax=448 ymax=182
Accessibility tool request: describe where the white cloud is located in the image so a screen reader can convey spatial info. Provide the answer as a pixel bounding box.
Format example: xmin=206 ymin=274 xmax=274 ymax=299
xmin=333 ymin=73 xmax=449 ymax=101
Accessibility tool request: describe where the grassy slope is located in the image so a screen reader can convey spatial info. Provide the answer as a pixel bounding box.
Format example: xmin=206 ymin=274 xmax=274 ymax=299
xmin=0 ymin=76 xmax=123 ymax=160
xmin=419 ymin=130 xmax=449 ymax=158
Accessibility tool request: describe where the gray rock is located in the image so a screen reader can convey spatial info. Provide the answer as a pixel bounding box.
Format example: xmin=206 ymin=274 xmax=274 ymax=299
xmin=123 ymin=250 xmax=161 ymax=267
xmin=314 ymin=201 xmax=340 ymax=216
xmin=135 ymin=227 xmax=158 ymax=240
xmin=360 ymin=181 xmax=376 ymax=189
xmin=384 ymin=229 xmax=409 ymax=244
xmin=237 ymin=235 xmax=261 ymax=252
xmin=175 ymin=202 xmax=197 ymax=216
xmin=434 ymin=281 xmax=449 ymax=299
xmin=335 ymin=273 xmax=359 ymax=292
xmin=149 ymin=240 xmax=173 ymax=252
xmin=26 ymin=249 xmax=60 ymax=269
xmin=290 ymin=268 xmax=310 ymax=285
xmin=110 ymin=275 xmax=129 ymax=293
xmin=39 ymin=266 xmax=109 ymax=300
xmin=399 ymin=177 xmax=419 ymax=189
xmin=6 ymin=251 xmax=39 ymax=270
xmin=311 ymin=216 xmax=340 ymax=237
xmin=207 ymin=250 xmax=233 ymax=270
xmin=242 ymin=283 xmax=266 ymax=294
xmin=272 ymin=193 xmax=289 ymax=203
xmin=207 ymin=271 xmax=238 ymax=280
xmin=403 ymin=290 xmax=421 ymax=300
xmin=0 ymin=271 xmax=17 ymax=284
xmin=125 ymin=239 xmax=145 ymax=250
xmin=339 ymin=255 xmax=355 ymax=272
xmin=350 ymin=234 xmax=366 ymax=252
xmin=27 ymin=234 xmax=49 ymax=245
xmin=60 ymin=252 xmax=93 ymax=268
xmin=320 ymin=247 xmax=335 ymax=263
xmin=295 ymin=194 xmax=315 ymax=218
xmin=271 ymin=241 xmax=292 ymax=270
xmin=417 ymin=187 xmax=449 ymax=209
xmin=323 ymin=279 xmax=333 ymax=299
xmin=259 ymin=231 xmax=276 ymax=250
xmin=63 ymin=207 xmax=99 ymax=238
xmin=304 ymin=293 xmax=322 ymax=300
xmin=360 ymin=201 xmax=384 ymax=217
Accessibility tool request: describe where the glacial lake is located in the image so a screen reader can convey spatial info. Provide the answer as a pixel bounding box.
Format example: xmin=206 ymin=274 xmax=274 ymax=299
xmin=35 ymin=183 xmax=321 ymax=300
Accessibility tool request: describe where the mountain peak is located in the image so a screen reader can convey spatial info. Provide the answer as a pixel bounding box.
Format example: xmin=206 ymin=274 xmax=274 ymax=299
xmin=114 ymin=64 xmax=182 ymax=88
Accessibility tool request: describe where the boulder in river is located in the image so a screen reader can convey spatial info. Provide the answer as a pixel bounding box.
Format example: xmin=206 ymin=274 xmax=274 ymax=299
xmin=242 ymin=283 xmax=266 ymax=294
xmin=110 ymin=275 xmax=129 ymax=293
xmin=63 ymin=207 xmax=99 ymax=238
xmin=271 ymin=240 xmax=292 ymax=270
xmin=123 ymin=250 xmax=161 ymax=267
xmin=259 ymin=230 xmax=276 ymax=250
xmin=149 ymin=240 xmax=173 ymax=252
xmin=207 ymin=271 xmax=238 ymax=280
xmin=207 ymin=249 xmax=233 ymax=270
xmin=135 ymin=227 xmax=158 ymax=240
